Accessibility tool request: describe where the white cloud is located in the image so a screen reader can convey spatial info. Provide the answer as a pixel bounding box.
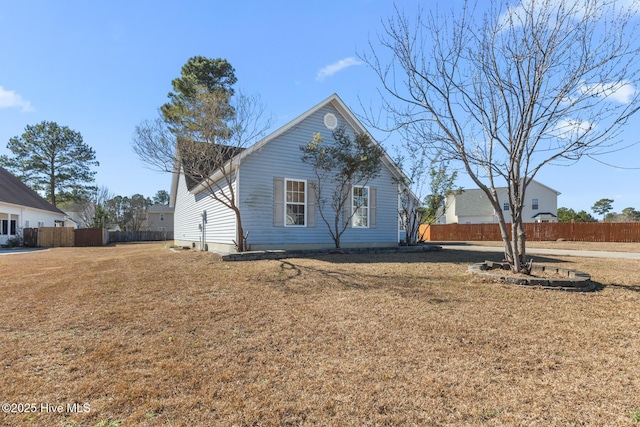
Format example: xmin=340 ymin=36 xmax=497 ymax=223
xmin=552 ymin=118 xmax=593 ymax=139
xmin=0 ymin=86 xmax=34 ymax=112
xmin=316 ymin=57 xmax=363 ymax=81
xmin=580 ymin=81 xmax=637 ymax=104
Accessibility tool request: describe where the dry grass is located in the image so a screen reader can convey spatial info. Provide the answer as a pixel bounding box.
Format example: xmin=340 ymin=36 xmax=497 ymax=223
xmin=1 ymin=243 xmax=639 ymax=426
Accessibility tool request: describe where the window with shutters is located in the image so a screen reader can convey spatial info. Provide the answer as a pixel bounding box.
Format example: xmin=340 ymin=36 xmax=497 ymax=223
xmin=285 ymin=179 xmax=306 ymax=226
xmin=352 ymin=186 xmax=369 ymax=228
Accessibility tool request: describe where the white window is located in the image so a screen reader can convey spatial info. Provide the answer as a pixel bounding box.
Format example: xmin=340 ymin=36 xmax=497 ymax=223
xmin=158 ymin=227 xmax=166 ymax=232
xmin=1 ymin=220 xmax=16 ymax=235
xmin=532 ymin=198 xmax=539 ymax=210
xmin=160 ymin=214 xmax=165 ymax=221
xmin=503 ymin=202 xmax=510 ymax=211
xmin=285 ymin=179 xmax=306 ymax=226
xmin=352 ymin=186 xmax=369 ymax=227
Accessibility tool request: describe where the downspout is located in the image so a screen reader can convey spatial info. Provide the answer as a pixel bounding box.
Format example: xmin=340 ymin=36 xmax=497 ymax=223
xmin=235 ymin=166 xmax=242 ymax=251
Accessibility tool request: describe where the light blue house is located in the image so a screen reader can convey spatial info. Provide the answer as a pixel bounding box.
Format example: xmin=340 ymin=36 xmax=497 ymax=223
xmin=170 ymin=94 xmax=409 ymax=253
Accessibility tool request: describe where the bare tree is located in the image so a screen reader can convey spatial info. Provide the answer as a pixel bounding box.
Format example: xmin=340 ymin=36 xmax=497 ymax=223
xmin=396 ymin=149 xmax=460 ymax=245
xmin=73 ymin=186 xmax=113 ymax=228
xmin=300 ymin=126 xmax=384 ymax=248
xmin=125 ymin=194 xmax=151 ymax=232
xmin=363 ymin=0 xmax=640 ymax=272
xmin=132 ymin=87 xmax=273 ymax=251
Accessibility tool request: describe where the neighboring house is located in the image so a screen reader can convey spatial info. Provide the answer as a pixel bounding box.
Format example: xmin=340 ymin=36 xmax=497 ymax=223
xmin=63 ymin=202 xmax=92 ymax=228
xmin=63 ymin=215 xmax=81 ymax=229
xmin=170 ymin=93 xmax=410 ymax=253
xmin=146 ymin=204 xmax=174 ymax=233
xmin=445 ymin=179 xmax=560 ymax=224
xmin=0 ymin=166 xmax=66 ymax=245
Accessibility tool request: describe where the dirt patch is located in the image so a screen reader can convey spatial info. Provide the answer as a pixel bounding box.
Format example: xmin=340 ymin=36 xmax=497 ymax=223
xmin=1 ymin=243 xmax=639 ymax=426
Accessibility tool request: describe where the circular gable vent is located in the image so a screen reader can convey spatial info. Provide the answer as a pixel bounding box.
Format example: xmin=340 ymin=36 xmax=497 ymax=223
xmin=324 ymin=113 xmax=338 ymax=130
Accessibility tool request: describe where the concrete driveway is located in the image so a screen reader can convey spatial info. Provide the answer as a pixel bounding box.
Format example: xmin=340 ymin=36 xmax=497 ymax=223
xmin=0 ymin=247 xmax=48 ymax=256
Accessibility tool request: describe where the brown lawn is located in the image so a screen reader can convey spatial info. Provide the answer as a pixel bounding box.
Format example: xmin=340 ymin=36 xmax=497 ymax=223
xmin=1 ymin=243 xmax=639 ymax=426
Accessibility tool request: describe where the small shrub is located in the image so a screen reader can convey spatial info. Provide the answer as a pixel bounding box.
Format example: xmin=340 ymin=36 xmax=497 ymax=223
xmin=5 ymin=235 xmax=22 ymax=248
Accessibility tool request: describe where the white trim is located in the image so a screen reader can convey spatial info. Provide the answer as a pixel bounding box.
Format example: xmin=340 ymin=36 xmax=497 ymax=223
xmin=189 ymin=161 xmax=240 ymax=196
xmin=284 ymin=178 xmax=307 ymax=227
xmin=0 ymin=218 xmax=17 ymax=236
xmin=351 ymin=185 xmax=370 ymax=228
xmin=235 ymin=94 xmax=410 ymax=183
xmin=181 ymin=94 xmax=416 ymax=203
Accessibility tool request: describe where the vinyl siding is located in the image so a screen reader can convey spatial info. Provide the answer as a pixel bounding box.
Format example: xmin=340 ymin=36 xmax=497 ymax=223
xmin=173 ymin=168 xmax=237 ymax=252
xmin=523 ymin=180 xmax=559 ymax=221
xmin=238 ymin=105 xmax=399 ymax=250
xmin=147 ymin=212 xmax=174 ymax=232
xmin=445 ymin=180 xmax=559 ymax=224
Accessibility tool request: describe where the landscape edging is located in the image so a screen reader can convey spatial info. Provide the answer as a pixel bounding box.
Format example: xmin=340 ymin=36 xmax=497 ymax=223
xmin=222 ymin=245 xmax=443 ymax=262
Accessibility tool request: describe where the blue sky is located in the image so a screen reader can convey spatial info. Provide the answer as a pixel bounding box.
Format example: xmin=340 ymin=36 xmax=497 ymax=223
xmin=1 ymin=0 xmax=639 ymax=214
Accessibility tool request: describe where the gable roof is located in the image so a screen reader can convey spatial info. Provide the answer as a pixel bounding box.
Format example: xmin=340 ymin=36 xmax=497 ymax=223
xmin=451 ymin=178 xmax=561 ymax=199
xmin=147 ymin=204 xmax=175 ymax=214
xmin=0 ymin=166 xmax=65 ymax=214
xmin=449 ymin=179 xmax=560 ymax=218
xmin=236 ymin=93 xmax=407 ymax=181
xmin=532 ymin=212 xmax=558 ymax=218
xmin=170 ymin=93 xmax=412 ymax=202
xmin=182 ymin=144 xmax=245 ymax=191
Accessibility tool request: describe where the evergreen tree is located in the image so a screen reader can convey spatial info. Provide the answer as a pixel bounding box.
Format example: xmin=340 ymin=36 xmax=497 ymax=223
xmin=0 ymin=121 xmax=99 ymax=207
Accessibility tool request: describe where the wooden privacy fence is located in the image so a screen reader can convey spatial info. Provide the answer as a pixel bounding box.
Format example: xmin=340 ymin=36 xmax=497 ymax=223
xmin=28 ymin=227 xmax=75 ymax=247
xmin=23 ymin=227 xmax=108 ymax=247
xmin=75 ymin=228 xmax=109 ymax=247
xmin=420 ymin=222 xmax=640 ymax=242
xmin=23 ymin=228 xmax=38 ymax=247
xmin=23 ymin=228 xmax=173 ymax=247
xmin=109 ymin=230 xmax=173 ymax=242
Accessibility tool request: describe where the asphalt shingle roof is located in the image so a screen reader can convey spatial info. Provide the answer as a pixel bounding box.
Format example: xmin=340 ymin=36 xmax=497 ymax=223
xmin=0 ymin=166 xmax=65 ymax=214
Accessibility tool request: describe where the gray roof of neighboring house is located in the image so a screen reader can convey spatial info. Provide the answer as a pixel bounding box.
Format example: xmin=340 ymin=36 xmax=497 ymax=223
xmin=532 ymin=212 xmax=558 ymax=218
xmin=454 ymin=189 xmax=495 ymax=217
xmin=0 ymin=166 xmax=65 ymax=214
xmin=147 ymin=204 xmax=175 ymax=213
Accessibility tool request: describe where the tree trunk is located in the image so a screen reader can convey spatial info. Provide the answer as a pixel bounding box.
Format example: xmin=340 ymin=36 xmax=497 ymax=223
xmin=507 ymin=217 xmax=530 ymax=273
xmin=234 ymin=207 xmax=246 ymax=252
xmin=511 ymin=222 xmax=521 ymax=273
xmin=498 ymin=220 xmax=514 ymax=266
xmin=50 ymin=162 xmax=56 ymax=207
xmin=516 ymin=219 xmax=528 ymax=273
